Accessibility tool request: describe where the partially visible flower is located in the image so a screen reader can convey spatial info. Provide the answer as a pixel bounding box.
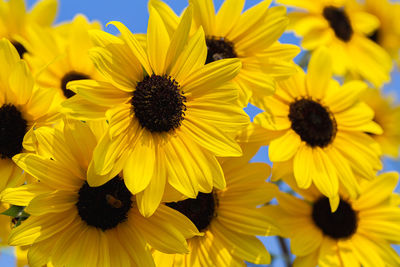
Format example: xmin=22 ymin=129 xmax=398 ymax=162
xmin=0 ymin=0 xmax=57 ymax=58
xmin=265 ymin=172 xmax=400 ymax=266
xmin=25 ymin=15 xmax=102 ymax=101
xmin=153 ymin=128 xmax=279 ymax=266
xmin=362 ymin=88 xmax=400 ymax=158
xmin=278 ymin=0 xmax=392 ymax=87
xmin=357 ymin=0 xmax=400 ymax=64
xmin=151 ymin=0 xmax=300 ymax=106
xmin=0 ymin=38 xmax=60 ymax=196
xmin=2 ymin=119 xmax=199 ymax=267
xmin=255 ymin=48 xmax=382 ymax=211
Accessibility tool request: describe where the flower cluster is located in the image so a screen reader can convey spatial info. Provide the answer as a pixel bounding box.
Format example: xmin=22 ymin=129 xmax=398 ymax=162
xmin=0 ymin=0 xmax=399 ymax=266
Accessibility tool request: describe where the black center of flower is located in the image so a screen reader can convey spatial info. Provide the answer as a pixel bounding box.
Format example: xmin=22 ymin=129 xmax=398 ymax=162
xmin=166 ymin=192 xmax=217 ymax=232
xmin=11 ymin=41 xmax=28 ymax=58
xmin=323 ymin=6 xmax=353 ymax=42
xmin=0 ymin=104 xmax=27 ymax=159
xmin=368 ymin=29 xmax=380 ymax=44
xmin=205 ymin=36 xmax=237 ymax=64
xmin=289 ymin=98 xmax=337 ymax=148
xmin=60 ymin=71 xmax=90 ymax=98
xmin=312 ymin=197 xmax=358 ymax=239
xmin=132 ymin=74 xmax=186 ymax=133
xmin=76 ymin=176 xmax=132 ymax=231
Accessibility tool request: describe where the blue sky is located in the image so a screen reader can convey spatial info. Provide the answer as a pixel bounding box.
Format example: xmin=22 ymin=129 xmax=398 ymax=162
xmin=1 ymin=0 xmax=399 ymax=266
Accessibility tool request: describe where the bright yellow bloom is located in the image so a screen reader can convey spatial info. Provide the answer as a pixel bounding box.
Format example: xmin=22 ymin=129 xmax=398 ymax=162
xmin=278 ymin=0 xmax=392 ymax=87
xmin=356 ymin=0 xmax=400 ymax=64
xmin=153 ymin=130 xmax=278 ymax=266
xmin=150 ymin=0 xmax=300 ymax=106
xmin=2 ymin=119 xmax=199 ymax=267
xmin=0 ymin=0 xmax=57 ymax=58
xmin=24 ymin=15 xmax=104 ymax=113
xmin=255 ymin=48 xmax=382 ymax=211
xmin=62 ymin=6 xmax=249 ymax=217
xmin=362 ymin=88 xmax=400 ymax=158
xmin=266 ymin=172 xmax=400 ymax=267
xmin=0 ymin=38 xmax=60 ymax=195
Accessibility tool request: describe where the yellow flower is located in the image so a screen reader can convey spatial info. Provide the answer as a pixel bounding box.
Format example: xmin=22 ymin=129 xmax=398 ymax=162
xmin=357 ymin=0 xmax=400 ymax=63
xmin=62 ymin=6 xmax=249 ymax=217
xmin=25 ymin=15 xmax=102 ymax=101
xmin=0 ymin=38 xmax=60 ymax=195
xmin=255 ymin=48 xmax=382 ymax=211
xmin=0 ymin=0 xmax=57 ymax=58
xmin=266 ymin=172 xmax=400 ymax=266
xmin=2 ymin=119 xmax=199 ymax=267
xmin=150 ymin=0 xmax=300 ymax=106
xmin=362 ymin=88 xmax=400 ymax=158
xmin=278 ymin=0 xmax=392 ymax=87
xmin=153 ymin=130 xmax=279 ymax=266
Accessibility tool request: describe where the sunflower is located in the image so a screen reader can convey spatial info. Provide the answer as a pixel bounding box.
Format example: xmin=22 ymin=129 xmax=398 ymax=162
xmin=255 ymin=48 xmax=382 ymax=211
xmin=23 ymin=15 xmax=108 ymax=118
xmin=0 ymin=0 xmax=57 ymax=58
xmin=266 ymin=171 xmax=400 ymax=267
xmin=0 ymin=38 xmax=60 ymax=196
xmin=152 ymin=131 xmax=279 ymax=267
xmin=150 ymin=0 xmax=300 ymax=106
xmin=1 ymin=119 xmax=200 ymax=267
xmin=62 ymin=6 xmax=249 ymax=217
xmin=362 ymin=88 xmax=400 ymax=158
xmin=356 ymin=0 xmax=400 ymax=64
xmin=278 ymin=0 xmax=392 ymax=87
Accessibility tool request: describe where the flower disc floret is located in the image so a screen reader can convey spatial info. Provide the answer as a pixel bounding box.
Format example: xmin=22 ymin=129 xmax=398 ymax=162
xmin=0 ymin=104 xmax=27 ymax=159
xmin=132 ymin=74 xmax=186 ymax=133
xmin=312 ymin=197 xmax=358 ymax=239
xmin=323 ymin=6 xmax=354 ymax=42
xmin=77 ymin=175 xmax=132 ymax=231
xmin=205 ymin=37 xmax=237 ymax=64
xmin=167 ymin=192 xmax=217 ymax=232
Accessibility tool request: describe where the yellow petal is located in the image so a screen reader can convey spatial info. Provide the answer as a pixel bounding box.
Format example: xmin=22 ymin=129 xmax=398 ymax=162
xmin=269 ymin=130 xmax=301 ymax=162
xmin=189 ymin=0 xmax=216 ymax=35
xmin=306 ymin=47 xmax=332 ymax=99
xmin=25 ymin=191 xmax=76 ymax=216
xmin=215 ymin=0 xmax=244 ymax=37
xmin=147 ymin=7 xmax=170 ymax=75
xmin=29 ymin=0 xmax=57 ymax=26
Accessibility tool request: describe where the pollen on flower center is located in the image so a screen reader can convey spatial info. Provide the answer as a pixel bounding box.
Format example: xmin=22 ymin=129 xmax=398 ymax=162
xmin=312 ymin=197 xmax=358 ymax=239
xmin=323 ymin=6 xmax=354 ymax=42
xmin=289 ymin=98 xmax=337 ymax=148
xmin=11 ymin=41 xmax=28 ymax=58
xmin=166 ymin=192 xmax=217 ymax=232
xmin=61 ymin=71 xmax=90 ymax=98
xmin=205 ymin=36 xmax=237 ymax=64
xmin=0 ymin=104 xmax=27 ymax=159
xmin=76 ymin=176 xmax=132 ymax=231
xmin=132 ymin=74 xmax=186 ymax=133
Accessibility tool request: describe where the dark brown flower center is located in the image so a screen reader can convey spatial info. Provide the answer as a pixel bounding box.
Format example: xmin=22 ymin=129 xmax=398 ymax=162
xmin=323 ymin=6 xmax=353 ymax=42
xmin=289 ymin=98 xmax=337 ymax=148
xmin=76 ymin=176 xmax=132 ymax=231
xmin=166 ymin=192 xmax=217 ymax=232
xmin=312 ymin=197 xmax=358 ymax=239
xmin=11 ymin=41 xmax=28 ymax=58
xmin=132 ymin=74 xmax=186 ymax=133
xmin=368 ymin=29 xmax=380 ymax=44
xmin=0 ymin=104 xmax=27 ymax=159
xmin=205 ymin=36 xmax=237 ymax=64
xmin=60 ymin=71 xmax=90 ymax=98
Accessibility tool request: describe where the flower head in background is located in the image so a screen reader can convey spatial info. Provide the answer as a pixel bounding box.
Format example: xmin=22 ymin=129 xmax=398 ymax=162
xmin=278 ymin=0 xmax=392 ymax=87
xmin=0 ymin=0 xmax=57 ymax=58
xmin=362 ymin=88 xmax=400 ymax=158
xmin=255 ymin=48 xmax=382 ymax=211
xmin=151 ymin=0 xmax=300 ymax=106
xmin=2 ymin=119 xmax=199 ymax=267
xmin=356 ymin=0 xmax=400 ymax=65
xmin=266 ymin=172 xmax=400 ymax=266
xmin=62 ymin=6 xmax=249 ymax=217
